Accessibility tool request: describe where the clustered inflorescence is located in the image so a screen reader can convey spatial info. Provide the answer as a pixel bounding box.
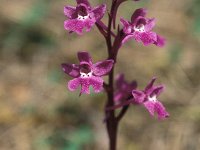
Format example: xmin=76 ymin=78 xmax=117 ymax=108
xmin=62 ymin=0 xmax=169 ymax=121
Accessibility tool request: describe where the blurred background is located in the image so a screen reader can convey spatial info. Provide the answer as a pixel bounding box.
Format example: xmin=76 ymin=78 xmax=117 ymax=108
xmin=0 ymin=0 xmax=200 ymax=149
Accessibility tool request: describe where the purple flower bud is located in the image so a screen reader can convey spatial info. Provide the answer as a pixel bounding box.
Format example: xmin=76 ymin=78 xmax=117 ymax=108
xmin=114 ymin=74 xmax=137 ymax=104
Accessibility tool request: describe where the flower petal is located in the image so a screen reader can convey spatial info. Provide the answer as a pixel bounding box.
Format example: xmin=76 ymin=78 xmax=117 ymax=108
xmin=134 ymin=31 xmax=157 ymax=46
xmin=64 ymin=6 xmax=77 ymax=19
xmin=122 ymin=34 xmax=134 ymax=44
xmin=145 ymin=18 xmax=156 ymax=32
xmin=64 ymin=19 xmax=83 ymax=35
xmin=154 ymin=101 xmax=169 ymax=119
xmin=61 ymin=63 xmax=80 ymax=78
xmin=145 ymin=77 xmax=156 ymax=93
xmin=150 ymin=85 xmax=165 ymax=97
xmin=134 ymin=16 xmax=147 ymax=27
xmin=68 ymin=78 xmax=80 ymax=91
xmin=120 ymin=18 xmax=132 ymax=34
xmin=154 ymin=35 xmax=165 ymax=47
xmin=76 ymin=4 xmax=89 ymax=16
xmin=132 ymin=90 xmax=146 ymax=104
xmin=76 ymin=0 xmax=90 ymax=6
xmin=92 ymin=59 xmax=114 ymax=76
xmin=92 ymin=4 xmax=106 ymax=21
xmin=79 ymin=78 xmax=91 ymax=94
xmin=116 ymin=74 xmax=125 ymax=89
xmin=64 ymin=19 xmax=95 ymax=35
xmin=144 ymin=101 xmax=155 ymax=116
xmin=89 ymin=76 xmax=103 ymax=93
xmin=131 ymin=8 xmax=147 ymax=23
xmin=114 ymin=91 xmax=124 ymax=102
xmin=78 ymin=51 xmax=92 ymax=65
xmin=84 ymin=18 xmax=96 ymax=32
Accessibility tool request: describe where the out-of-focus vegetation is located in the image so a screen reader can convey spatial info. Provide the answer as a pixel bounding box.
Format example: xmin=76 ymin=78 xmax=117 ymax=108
xmin=0 ymin=0 xmax=200 ymax=150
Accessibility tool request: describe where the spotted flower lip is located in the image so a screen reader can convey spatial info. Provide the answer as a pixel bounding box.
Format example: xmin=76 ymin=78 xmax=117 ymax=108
xmin=114 ymin=74 xmax=137 ymax=103
xmin=132 ymin=77 xmax=169 ymax=119
xmin=64 ymin=0 xmax=106 ymax=35
xmin=62 ymin=51 xmax=114 ymax=94
xmin=120 ymin=8 xmax=165 ymax=47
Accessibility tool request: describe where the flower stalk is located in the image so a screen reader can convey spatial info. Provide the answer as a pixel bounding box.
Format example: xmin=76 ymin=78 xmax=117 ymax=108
xmin=62 ymin=0 xmax=169 ymax=150
xmin=104 ymin=1 xmax=120 ymax=148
